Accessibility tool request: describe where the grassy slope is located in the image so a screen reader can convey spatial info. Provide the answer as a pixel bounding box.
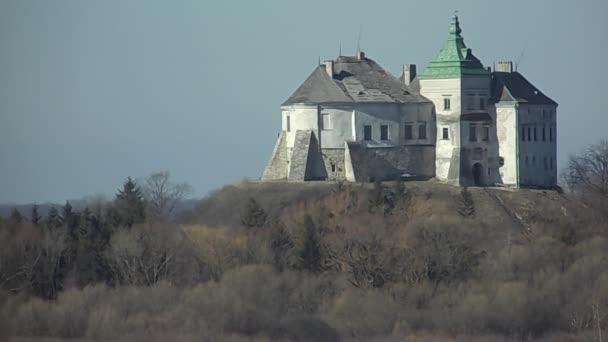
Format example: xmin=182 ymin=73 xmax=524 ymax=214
xmin=184 ymin=180 xmax=576 ymax=237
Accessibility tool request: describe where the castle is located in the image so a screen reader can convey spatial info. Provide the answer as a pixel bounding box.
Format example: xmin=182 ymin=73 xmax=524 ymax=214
xmin=262 ymin=16 xmax=558 ymax=188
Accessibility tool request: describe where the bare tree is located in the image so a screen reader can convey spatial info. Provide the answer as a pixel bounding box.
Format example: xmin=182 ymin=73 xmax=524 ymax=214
xmin=338 ymin=234 xmax=398 ymax=288
xmin=142 ymin=171 xmax=193 ymax=222
xmin=563 ymin=141 xmax=608 ymax=216
xmin=564 ymin=140 xmax=608 ymax=195
xmin=106 ymin=223 xmax=194 ymax=286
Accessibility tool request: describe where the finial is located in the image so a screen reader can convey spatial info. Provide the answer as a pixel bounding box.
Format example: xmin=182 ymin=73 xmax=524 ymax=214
xmin=450 ymin=11 xmax=462 ymax=35
xmin=356 ymin=24 xmax=363 ymax=56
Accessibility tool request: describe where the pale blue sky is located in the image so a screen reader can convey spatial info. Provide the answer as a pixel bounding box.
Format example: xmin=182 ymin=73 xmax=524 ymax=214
xmin=1 ymin=0 xmax=606 ymax=204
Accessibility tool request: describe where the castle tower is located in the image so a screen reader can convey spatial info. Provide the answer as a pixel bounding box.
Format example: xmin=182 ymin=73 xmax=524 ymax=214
xmin=418 ymin=15 xmax=493 ymax=186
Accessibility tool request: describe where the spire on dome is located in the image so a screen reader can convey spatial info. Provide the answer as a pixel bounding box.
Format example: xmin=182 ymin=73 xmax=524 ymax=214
xmin=418 ymin=14 xmax=490 ymax=79
xmin=449 ymin=14 xmax=462 ymax=36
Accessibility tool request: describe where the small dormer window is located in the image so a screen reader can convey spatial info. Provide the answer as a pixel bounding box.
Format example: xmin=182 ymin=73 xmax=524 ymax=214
xmin=286 ymin=115 xmax=291 ymax=132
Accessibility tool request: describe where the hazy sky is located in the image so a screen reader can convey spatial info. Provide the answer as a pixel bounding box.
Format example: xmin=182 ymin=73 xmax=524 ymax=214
xmin=1 ymin=0 xmax=607 ymax=204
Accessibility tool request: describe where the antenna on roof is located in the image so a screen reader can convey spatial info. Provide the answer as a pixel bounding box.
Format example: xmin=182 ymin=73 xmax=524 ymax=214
xmin=339 ymin=43 xmax=342 ymax=57
xmin=356 ymin=24 xmax=363 ymax=55
xmin=515 ymin=44 xmax=526 ymax=72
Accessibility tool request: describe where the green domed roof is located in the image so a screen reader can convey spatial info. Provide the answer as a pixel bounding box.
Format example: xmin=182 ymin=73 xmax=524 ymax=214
xmin=419 ymin=16 xmax=490 ymax=79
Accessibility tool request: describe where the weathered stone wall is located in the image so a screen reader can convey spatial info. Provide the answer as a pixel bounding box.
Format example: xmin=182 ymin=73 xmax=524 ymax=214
xmin=346 ymin=143 xmax=435 ymax=182
xmin=321 ymin=148 xmax=346 ymax=181
xmin=288 ymin=130 xmax=327 ymax=181
xmin=261 ymin=131 xmax=288 ymax=181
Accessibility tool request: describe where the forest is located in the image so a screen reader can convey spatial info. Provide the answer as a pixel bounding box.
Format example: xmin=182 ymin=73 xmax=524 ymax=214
xmin=1 ymin=142 xmax=608 ymax=342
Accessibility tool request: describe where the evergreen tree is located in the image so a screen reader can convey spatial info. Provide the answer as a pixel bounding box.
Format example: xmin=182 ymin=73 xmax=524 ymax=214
xmin=46 ymin=206 xmax=63 ymax=229
xmin=80 ymin=207 xmax=92 ymax=237
xmin=241 ymin=197 xmax=267 ymax=228
xmin=62 ymin=201 xmax=79 ymax=240
xmin=115 ymin=177 xmax=146 ymax=228
xmin=297 ymin=215 xmax=324 ymax=273
xmin=269 ymin=218 xmax=294 ymax=271
xmin=9 ymin=208 xmax=23 ymax=224
xmin=31 ymin=205 xmax=42 ymax=226
xmin=458 ymin=187 xmax=475 ymax=218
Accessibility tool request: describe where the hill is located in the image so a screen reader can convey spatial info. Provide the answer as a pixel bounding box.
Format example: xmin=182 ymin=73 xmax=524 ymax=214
xmin=184 ymin=180 xmax=580 ymax=241
xmin=2 ymin=180 xmax=606 ymax=341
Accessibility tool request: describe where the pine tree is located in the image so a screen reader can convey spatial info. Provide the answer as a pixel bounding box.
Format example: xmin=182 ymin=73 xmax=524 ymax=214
xmin=115 ymin=177 xmax=146 ymax=228
xmin=31 ymin=205 xmax=42 ymax=226
xmin=458 ymin=187 xmax=475 ymax=218
xmin=9 ymin=208 xmax=23 ymax=224
xmin=62 ymin=201 xmax=79 ymax=240
xmin=269 ymin=218 xmax=294 ymax=271
xmin=46 ymin=206 xmax=63 ymax=229
xmin=241 ymin=197 xmax=267 ymax=228
xmin=297 ymin=215 xmax=324 ymax=273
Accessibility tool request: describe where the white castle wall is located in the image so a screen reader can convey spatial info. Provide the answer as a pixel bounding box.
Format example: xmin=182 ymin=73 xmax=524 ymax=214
xmin=419 ymin=77 xmax=462 ymax=183
xmin=495 ymin=103 xmax=519 ymax=186
xmin=281 ymin=102 xmax=435 ymax=149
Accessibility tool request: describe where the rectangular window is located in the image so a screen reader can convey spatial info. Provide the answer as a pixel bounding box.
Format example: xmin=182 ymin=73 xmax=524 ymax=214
xmin=532 ymin=156 xmax=536 ymax=167
xmin=550 ymin=156 xmax=554 ymax=170
xmin=380 ymin=125 xmax=389 ymax=140
xmin=286 ymin=115 xmax=291 ymax=132
xmin=544 ymin=157 xmax=548 ymax=170
xmin=418 ymin=124 xmax=427 ymax=139
xmin=467 ymin=94 xmax=475 ymax=110
xmin=534 ymin=126 xmax=537 ymax=141
xmin=521 ymin=126 xmax=525 ymax=141
xmin=549 ymin=127 xmax=553 ymax=141
xmin=404 ymin=124 xmax=413 ymax=140
xmin=364 ymin=125 xmax=372 ymax=141
xmin=442 ymin=127 xmax=449 ymax=140
xmin=331 ymin=164 xmax=336 ymax=172
xmin=527 ymin=127 xmax=531 ymax=141
xmin=469 ymin=124 xmax=477 ymax=142
xmin=542 ymin=126 xmax=546 ymax=141
xmin=443 ymin=98 xmax=451 ymax=111
xmin=525 ymin=156 xmax=529 ymax=166
xmin=479 ymin=97 xmax=486 ymax=110
xmin=322 ymin=114 xmax=332 ymax=130
xmin=482 ymin=125 xmax=490 ymax=141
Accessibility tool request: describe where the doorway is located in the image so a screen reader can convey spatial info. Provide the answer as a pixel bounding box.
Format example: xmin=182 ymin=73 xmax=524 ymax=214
xmin=472 ymin=163 xmax=483 ymax=186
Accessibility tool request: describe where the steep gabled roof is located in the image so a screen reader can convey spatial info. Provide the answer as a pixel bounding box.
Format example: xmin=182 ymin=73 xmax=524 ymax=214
xmin=282 ymin=66 xmax=353 ymax=106
xmin=419 ymin=16 xmax=490 ymax=80
xmin=282 ymin=55 xmax=429 ymax=106
xmin=491 ymin=71 xmax=557 ymax=105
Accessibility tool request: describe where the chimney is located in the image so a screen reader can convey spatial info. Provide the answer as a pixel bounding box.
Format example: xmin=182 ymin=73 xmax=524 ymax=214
xmin=403 ymin=64 xmax=417 ymax=86
xmin=496 ymin=61 xmax=513 ymax=73
xmin=357 ymin=50 xmax=365 ymax=60
xmin=324 ymin=60 xmax=334 ymax=78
